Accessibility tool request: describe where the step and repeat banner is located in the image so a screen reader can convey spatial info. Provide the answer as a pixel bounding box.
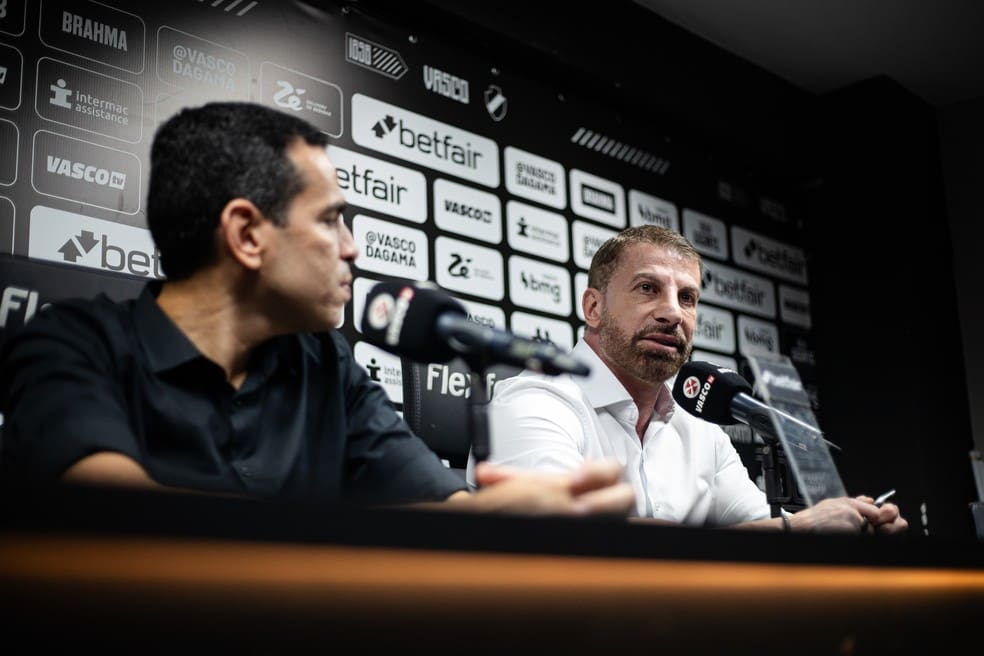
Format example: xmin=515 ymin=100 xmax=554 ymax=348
xmin=0 ymin=0 xmax=817 ymax=476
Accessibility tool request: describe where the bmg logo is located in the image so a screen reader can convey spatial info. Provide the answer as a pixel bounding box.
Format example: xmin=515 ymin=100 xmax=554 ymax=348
xmin=520 ymin=271 xmax=560 ymax=303
xmin=0 ymin=287 xmax=45 ymax=328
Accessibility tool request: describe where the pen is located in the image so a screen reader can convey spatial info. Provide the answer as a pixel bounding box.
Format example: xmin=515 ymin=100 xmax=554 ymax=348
xmin=873 ymin=488 xmax=896 ymax=506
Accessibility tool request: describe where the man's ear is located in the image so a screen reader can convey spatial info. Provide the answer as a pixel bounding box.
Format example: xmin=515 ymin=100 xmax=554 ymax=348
xmin=582 ymin=287 xmax=604 ymax=329
xmin=218 ymin=198 xmax=268 ymax=271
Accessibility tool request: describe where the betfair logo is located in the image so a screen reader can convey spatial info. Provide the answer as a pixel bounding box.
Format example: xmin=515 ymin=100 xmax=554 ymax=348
xmin=57 ymin=229 xmax=163 ymax=277
xmin=372 ymin=114 xmax=484 ymax=170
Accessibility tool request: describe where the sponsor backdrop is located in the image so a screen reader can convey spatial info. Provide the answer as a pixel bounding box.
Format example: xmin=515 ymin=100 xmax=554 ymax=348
xmin=0 ymin=0 xmax=816 ymax=483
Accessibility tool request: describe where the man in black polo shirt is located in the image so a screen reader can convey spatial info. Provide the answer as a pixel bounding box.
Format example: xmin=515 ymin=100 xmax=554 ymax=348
xmin=0 ymin=102 xmax=633 ymax=514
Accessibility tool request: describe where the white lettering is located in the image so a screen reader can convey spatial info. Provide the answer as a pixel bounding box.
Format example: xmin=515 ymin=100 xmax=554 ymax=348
xmin=62 ymin=11 xmax=128 ymax=51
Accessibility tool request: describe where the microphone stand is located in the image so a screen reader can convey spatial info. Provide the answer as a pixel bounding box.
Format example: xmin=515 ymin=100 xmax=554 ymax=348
xmin=461 ymin=354 xmax=493 ymax=474
xmin=757 ymin=439 xmax=805 ymax=517
xmin=759 ymin=441 xmax=785 ymax=519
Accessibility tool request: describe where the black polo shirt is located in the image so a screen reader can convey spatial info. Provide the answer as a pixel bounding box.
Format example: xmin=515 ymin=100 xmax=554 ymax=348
xmin=0 ymin=284 xmax=466 ymax=503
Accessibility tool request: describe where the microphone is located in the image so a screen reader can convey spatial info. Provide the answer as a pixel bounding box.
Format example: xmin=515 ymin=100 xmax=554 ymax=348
xmin=360 ymin=281 xmax=590 ymax=376
xmin=671 ymin=360 xmax=821 ymax=443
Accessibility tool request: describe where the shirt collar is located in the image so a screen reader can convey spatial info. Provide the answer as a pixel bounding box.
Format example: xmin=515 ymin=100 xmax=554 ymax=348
xmin=134 ymin=282 xmax=203 ymax=374
xmin=133 ymin=282 xmax=291 ymax=377
xmin=571 ymin=339 xmax=676 ymax=421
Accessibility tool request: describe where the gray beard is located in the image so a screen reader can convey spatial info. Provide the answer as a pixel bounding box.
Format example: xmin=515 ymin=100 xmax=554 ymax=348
xmin=597 ymin=312 xmax=691 ymax=385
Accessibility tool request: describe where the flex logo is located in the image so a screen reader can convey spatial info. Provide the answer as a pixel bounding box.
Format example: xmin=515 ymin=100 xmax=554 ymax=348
xmin=0 ymin=286 xmax=43 ymax=328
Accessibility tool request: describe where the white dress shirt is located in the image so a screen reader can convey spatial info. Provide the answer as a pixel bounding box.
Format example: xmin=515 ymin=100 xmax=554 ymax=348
xmin=467 ymin=339 xmax=770 ymax=526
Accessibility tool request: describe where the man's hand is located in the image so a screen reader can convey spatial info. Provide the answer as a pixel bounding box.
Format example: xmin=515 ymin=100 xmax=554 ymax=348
xmin=445 ymin=460 xmax=635 ymax=517
xmin=788 ymin=496 xmax=909 ymax=534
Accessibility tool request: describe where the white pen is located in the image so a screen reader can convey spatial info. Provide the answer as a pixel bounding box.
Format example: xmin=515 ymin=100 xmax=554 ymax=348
xmin=873 ymin=488 xmax=896 ymax=506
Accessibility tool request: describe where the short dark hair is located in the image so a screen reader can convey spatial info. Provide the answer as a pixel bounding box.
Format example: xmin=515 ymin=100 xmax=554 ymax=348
xmin=147 ymin=102 xmax=329 ymax=280
xmin=588 ymin=225 xmax=701 ymax=291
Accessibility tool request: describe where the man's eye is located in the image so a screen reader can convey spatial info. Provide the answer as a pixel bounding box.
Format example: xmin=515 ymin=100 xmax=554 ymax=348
xmin=639 ymin=283 xmax=652 ymax=292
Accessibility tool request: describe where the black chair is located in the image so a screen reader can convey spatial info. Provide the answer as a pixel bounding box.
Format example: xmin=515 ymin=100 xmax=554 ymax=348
xmin=401 ymin=357 xmax=521 ymax=481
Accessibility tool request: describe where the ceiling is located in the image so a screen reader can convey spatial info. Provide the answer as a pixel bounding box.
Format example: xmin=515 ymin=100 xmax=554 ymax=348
xmin=634 ymin=0 xmax=984 ymax=107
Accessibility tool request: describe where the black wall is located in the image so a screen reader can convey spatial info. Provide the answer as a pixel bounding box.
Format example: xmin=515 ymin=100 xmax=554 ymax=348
xmin=403 ymin=1 xmax=979 ymax=538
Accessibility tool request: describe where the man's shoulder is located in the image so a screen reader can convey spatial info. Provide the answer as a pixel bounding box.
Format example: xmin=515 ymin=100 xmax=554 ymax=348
xmin=4 ymin=294 xmax=131 ymax=345
xmin=492 ymin=369 xmax=583 ymax=404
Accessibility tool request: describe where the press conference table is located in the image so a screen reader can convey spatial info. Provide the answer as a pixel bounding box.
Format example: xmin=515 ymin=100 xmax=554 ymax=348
xmin=2 ymin=488 xmax=983 ymax=654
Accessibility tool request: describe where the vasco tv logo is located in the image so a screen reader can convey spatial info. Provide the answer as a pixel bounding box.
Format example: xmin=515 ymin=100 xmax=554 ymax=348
xmin=33 ymin=130 xmax=141 ymax=214
xmin=352 ymin=94 xmax=499 ymax=188
xmin=45 ymin=155 xmax=125 ymax=189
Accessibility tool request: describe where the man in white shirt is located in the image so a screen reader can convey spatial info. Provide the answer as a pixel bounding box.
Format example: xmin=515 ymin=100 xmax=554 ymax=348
xmin=470 ymin=225 xmax=907 ymax=533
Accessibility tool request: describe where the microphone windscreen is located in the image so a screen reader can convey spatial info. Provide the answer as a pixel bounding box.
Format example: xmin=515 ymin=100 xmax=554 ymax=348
xmin=672 ymin=360 xmax=753 ymax=425
xmin=360 ymin=281 xmax=466 ymax=363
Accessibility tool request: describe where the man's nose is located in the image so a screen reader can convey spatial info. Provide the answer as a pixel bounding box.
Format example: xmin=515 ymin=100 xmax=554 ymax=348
xmin=340 ymin=219 xmax=359 ymax=262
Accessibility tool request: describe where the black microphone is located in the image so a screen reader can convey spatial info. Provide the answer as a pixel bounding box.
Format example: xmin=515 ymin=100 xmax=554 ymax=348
xmin=360 ymin=281 xmax=590 ymax=376
xmin=671 ymin=360 xmax=820 ymax=442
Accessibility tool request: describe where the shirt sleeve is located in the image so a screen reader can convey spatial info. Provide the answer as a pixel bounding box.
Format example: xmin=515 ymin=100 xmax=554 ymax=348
xmin=466 ymin=375 xmax=587 ymax=486
xmin=706 ymin=427 xmax=771 ymax=526
xmin=327 ymin=332 xmax=467 ymax=504
xmin=0 ymin=303 xmax=141 ymax=485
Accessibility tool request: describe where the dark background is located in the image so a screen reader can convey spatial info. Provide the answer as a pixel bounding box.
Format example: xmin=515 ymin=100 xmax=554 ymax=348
xmin=0 ymin=0 xmax=980 ymax=540
xmin=384 ymin=0 xmax=983 ymax=539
